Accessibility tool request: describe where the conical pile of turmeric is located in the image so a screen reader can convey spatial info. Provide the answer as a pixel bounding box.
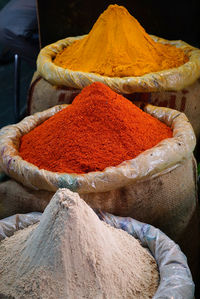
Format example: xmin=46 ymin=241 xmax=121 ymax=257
xmin=54 ymin=4 xmax=188 ymax=77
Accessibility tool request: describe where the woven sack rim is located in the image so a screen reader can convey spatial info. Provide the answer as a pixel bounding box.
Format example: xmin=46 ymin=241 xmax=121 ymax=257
xmin=37 ymin=34 xmax=200 ymax=93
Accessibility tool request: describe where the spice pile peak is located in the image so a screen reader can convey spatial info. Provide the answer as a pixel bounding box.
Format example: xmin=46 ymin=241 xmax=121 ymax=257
xmin=19 ymin=82 xmax=172 ymax=174
xmin=54 ymin=4 xmax=188 ymax=77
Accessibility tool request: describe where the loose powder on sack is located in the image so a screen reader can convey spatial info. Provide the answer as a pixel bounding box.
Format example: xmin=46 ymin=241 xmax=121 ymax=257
xmin=19 ymin=82 xmax=172 ymax=173
xmin=0 ymin=189 xmax=159 ymax=298
xmin=54 ymin=4 xmax=188 ymax=77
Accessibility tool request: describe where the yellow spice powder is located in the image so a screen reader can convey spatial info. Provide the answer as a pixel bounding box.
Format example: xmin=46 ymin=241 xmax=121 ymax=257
xmin=54 ymin=4 xmax=188 ymax=77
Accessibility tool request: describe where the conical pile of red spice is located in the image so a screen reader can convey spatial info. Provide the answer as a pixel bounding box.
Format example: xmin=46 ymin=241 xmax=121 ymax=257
xmin=19 ymin=82 xmax=172 ymax=174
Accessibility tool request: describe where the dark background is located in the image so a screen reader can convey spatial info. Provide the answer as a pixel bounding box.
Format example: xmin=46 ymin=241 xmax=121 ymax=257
xmin=37 ymin=0 xmax=200 ymax=48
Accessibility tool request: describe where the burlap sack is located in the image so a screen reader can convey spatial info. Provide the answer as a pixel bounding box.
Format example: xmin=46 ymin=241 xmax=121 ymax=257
xmin=37 ymin=35 xmax=200 ymax=93
xmin=34 ymin=35 xmax=200 ymax=139
xmin=0 ymin=102 xmax=197 ymax=234
xmin=28 ymin=72 xmax=80 ymax=115
xmin=0 ymin=103 xmax=199 ymax=281
xmin=125 ymin=78 xmax=200 ymax=140
xmin=0 ymin=158 xmax=197 ymax=242
xmin=0 ymin=180 xmax=53 ymax=220
xmin=0 ymin=104 xmax=196 ymax=193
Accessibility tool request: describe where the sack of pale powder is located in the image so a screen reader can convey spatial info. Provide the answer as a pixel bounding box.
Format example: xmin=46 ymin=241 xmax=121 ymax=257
xmin=0 ymin=189 xmax=159 ymax=298
xmin=0 ymin=189 xmax=194 ymax=299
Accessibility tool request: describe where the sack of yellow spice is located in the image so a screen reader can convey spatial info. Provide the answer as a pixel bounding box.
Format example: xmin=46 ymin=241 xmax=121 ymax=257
xmin=35 ymin=4 xmax=200 ymax=138
xmin=0 ymin=81 xmax=199 ymax=283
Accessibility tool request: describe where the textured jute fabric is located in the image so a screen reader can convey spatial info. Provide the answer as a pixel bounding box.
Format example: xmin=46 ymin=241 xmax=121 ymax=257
xmin=0 ymin=180 xmax=53 ymax=220
xmin=27 ymin=72 xmax=80 ymax=115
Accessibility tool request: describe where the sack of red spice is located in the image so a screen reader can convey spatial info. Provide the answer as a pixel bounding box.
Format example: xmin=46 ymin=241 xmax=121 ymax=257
xmin=0 ymin=102 xmax=197 ymax=221
xmin=0 ymin=102 xmax=197 ymax=220
xmin=0 ymin=97 xmax=199 ymax=284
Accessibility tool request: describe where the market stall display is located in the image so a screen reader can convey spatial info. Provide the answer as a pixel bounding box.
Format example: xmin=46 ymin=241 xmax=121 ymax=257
xmin=0 ymin=82 xmax=198 ymax=281
xmin=0 ymin=3 xmax=199 ymax=298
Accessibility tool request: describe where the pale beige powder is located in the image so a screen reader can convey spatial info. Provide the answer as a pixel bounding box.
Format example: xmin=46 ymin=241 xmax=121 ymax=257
xmin=0 ymin=189 xmax=159 ymax=298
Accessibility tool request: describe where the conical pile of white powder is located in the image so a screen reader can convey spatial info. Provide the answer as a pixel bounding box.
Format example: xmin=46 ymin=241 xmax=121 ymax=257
xmin=0 ymin=189 xmax=159 ymax=298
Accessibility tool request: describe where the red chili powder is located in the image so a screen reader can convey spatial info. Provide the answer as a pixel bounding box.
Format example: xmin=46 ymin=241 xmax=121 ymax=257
xmin=19 ymin=82 xmax=172 ymax=174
